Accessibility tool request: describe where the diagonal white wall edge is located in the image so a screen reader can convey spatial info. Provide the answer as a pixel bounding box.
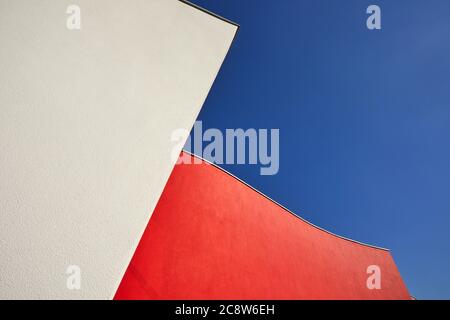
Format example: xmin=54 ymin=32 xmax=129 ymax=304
xmin=0 ymin=0 xmax=237 ymax=299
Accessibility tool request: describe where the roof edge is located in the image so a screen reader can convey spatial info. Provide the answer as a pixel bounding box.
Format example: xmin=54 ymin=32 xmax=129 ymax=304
xmin=178 ymin=0 xmax=240 ymax=28
xmin=181 ymin=149 xmax=390 ymax=252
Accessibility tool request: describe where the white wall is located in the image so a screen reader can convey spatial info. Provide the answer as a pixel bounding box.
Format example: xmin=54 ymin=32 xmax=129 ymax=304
xmin=0 ymin=0 xmax=237 ymax=299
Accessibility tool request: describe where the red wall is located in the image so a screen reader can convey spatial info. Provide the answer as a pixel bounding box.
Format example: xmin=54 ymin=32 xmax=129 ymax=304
xmin=115 ymin=152 xmax=410 ymax=299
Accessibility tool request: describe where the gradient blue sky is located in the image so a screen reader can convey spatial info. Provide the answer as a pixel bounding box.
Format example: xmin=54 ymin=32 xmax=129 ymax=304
xmin=186 ymin=0 xmax=450 ymax=299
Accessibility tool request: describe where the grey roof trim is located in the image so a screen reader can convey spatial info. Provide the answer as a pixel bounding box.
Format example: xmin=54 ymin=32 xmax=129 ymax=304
xmin=181 ymin=149 xmax=390 ymax=252
xmin=178 ymin=0 xmax=240 ymax=28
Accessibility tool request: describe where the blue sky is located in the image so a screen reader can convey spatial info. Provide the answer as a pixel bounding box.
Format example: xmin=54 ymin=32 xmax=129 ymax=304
xmin=186 ymin=0 xmax=450 ymax=299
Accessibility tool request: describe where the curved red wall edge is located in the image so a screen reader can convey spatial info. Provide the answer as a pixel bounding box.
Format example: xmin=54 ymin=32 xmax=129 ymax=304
xmin=114 ymin=152 xmax=410 ymax=300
